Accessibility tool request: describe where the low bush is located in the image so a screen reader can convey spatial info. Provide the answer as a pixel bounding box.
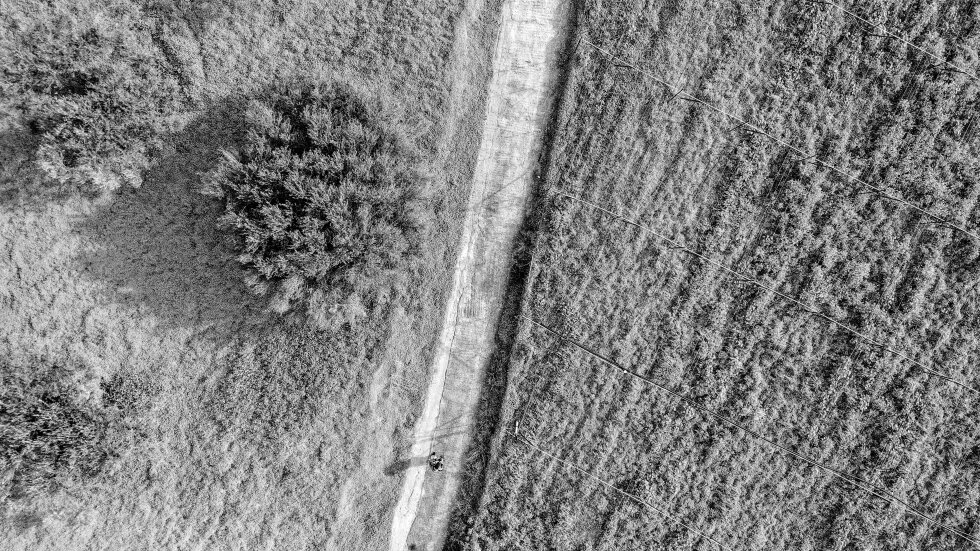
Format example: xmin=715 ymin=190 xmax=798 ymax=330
xmin=3 ymin=3 xmax=182 ymax=193
xmin=100 ymin=370 xmax=162 ymax=414
xmin=202 ymin=81 xmax=432 ymax=327
xmin=0 ymin=360 xmax=109 ymax=502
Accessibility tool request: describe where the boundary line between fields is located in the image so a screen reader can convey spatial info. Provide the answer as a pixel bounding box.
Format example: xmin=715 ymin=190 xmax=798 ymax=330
xmin=513 ymin=430 xmax=734 ymax=551
xmin=553 ymin=191 xmax=980 ymax=396
xmin=579 ymin=38 xmax=980 ymax=244
xmin=476 ymin=9 xmax=980 ymax=549
xmin=524 ymin=317 xmax=980 ymax=548
xmin=806 ymin=0 xmax=980 ymax=82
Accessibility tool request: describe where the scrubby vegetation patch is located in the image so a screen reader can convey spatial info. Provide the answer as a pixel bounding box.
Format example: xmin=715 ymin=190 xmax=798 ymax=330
xmin=0 ymin=361 xmax=109 ymax=502
xmin=202 ymin=81 xmax=431 ymax=327
xmin=3 ymin=2 xmax=182 ymax=193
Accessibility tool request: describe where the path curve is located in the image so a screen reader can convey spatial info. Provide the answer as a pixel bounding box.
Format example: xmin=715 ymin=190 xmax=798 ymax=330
xmin=388 ymin=1 xmax=570 ymax=549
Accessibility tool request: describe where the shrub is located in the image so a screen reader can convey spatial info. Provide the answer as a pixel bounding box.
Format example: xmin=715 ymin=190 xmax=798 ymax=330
xmin=100 ymin=370 xmax=162 ymax=414
xmin=0 ymin=360 xmax=109 ymax=502
xmin=3 ymin=3 xmax=182 ymax=193
xmin=202 ymin=81 xmax=432 ymax=327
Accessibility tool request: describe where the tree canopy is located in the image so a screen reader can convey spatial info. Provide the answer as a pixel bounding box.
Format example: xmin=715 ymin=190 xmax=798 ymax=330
xmin=202 ymin=81 xmax=431 ymax=327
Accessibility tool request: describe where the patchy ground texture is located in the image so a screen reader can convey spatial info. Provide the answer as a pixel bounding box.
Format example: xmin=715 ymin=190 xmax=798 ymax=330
xmin=0 ymin=0 xmax=499 ymax=549
xmin=471 ymin=1 xmax=980 ymax=550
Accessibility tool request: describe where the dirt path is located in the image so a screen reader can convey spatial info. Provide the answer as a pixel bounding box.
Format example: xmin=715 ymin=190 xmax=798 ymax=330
xmin=388 ymin=1 xmax=570 ymax=549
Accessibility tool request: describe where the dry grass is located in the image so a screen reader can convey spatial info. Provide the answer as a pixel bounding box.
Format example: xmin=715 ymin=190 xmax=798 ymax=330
xmin=472 ymin=1 xmax=980 ymax=549
xmin=0 ymin=0 xmax=500 ymax=548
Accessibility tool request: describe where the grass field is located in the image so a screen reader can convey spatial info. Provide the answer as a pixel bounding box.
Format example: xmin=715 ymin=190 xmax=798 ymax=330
xmin=0 ymin=1 xmax=499 ymax=548
xmin=468 ymin=1 xmax=980 ymax=549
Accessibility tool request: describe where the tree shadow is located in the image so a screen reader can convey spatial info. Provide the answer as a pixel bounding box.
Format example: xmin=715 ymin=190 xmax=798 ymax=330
xmin=71 ymin=97 xmax=268 ymax=339
xmin=0 ymin=122 xmax=57 ymax=207
xmin=146 ymin=0 xmax=238 ymax=30
xmin=5 ymin=510 xmax=44 ymax=536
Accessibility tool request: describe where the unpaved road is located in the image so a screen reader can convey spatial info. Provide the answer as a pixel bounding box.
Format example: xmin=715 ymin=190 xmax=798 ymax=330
xmin=388 ymin=1 xmax=570 ymax=549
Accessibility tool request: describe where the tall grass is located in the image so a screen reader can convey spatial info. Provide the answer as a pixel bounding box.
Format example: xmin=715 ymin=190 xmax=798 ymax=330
xmin=471 ymin=0 xmax=980 ymax=548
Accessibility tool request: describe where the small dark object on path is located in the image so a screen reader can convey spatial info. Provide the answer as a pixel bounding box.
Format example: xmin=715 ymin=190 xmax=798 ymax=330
xmin=428 ymin=452 xmax=445 ymax=472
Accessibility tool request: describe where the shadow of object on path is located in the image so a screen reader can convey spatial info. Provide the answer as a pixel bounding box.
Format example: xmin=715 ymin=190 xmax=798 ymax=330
xmin=384 ymin=455 xmax=431 ymax=476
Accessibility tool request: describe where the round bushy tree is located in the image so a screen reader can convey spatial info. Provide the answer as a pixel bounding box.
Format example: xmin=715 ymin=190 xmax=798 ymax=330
xmin=202 ymin=82 xmax=431 ymax=327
